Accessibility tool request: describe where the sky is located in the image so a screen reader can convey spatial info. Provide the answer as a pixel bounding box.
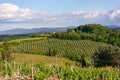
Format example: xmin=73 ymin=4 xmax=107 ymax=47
xmin=0 ymin=0 xmax=120 ymax=31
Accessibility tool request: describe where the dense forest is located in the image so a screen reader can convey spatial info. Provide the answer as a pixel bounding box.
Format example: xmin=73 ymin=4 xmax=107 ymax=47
xmin=52 ymin=24 xmax=120 ymax=47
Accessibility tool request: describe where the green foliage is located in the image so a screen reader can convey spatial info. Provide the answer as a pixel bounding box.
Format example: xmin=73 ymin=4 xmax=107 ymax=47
xmin=9 ymin=37 xmax=120 ymax=67
xmin=80 ymin=55 xmax=87 ymax=68
xmin=0 ymin=61 xmax=119 ymax=79
xmin=52 ymin=32 xmax=80 ymax=40
xmin=34 ymin=63 xmax=55 ymax=80
xmin=9 ymin=37 xmax=47 ymax=46
xmin=52 ymin=24 xmax=120 ymax=47
xmin=46 ymin=49 xmax=58 ymax=56
xmin=57 ymin=66 xmax=120 ymax=80
xmin=93 ymin=45 xmax=120 ymax=67
xmin=35 ymin=72 xmax=47 ymax=80
xmin=20 ymin=64 xmax=31 ymax=75
xmin=67 ymin=53 xmax=81 ymax=61
xmin=1 ymin=39 xmax=12 ymax=62
xmin=12 ymin=39 xmax=109 ymax=66
xmin=0 ymin=34 xmax=30 ymax=42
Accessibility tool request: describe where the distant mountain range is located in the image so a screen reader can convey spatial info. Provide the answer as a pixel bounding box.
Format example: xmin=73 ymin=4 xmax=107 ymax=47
xmin=0 ymin=26 xmax=75 ymax=35
xmin=0 ymin=25 xmax=119 ymax=35
xmin=109 ymin=25 xmax=120 ymax=30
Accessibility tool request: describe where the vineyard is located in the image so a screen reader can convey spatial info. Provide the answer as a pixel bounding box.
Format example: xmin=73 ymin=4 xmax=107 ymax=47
xmin=0 ymin=61 xmax=120 ymax=80
xmin=11 ymin=39 xmax=108 ymax=63
xmin=0 ymin=38 xmax=119 ymax=79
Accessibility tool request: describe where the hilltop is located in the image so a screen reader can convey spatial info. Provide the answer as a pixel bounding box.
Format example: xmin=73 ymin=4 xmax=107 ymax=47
xmin=52 ymin=24 xmax=120 ymax=47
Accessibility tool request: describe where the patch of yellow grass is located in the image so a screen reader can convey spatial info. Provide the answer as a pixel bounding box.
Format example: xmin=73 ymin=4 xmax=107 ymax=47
xmin=12 ymin=53 xmax=76 ymax=66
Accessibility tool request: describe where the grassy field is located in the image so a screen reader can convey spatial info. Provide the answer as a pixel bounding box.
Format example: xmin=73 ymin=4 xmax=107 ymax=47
xmin=9 ymin=37 xmax=47 ymax=45
xmin=12 ymin=53 xmax=76 ymax=66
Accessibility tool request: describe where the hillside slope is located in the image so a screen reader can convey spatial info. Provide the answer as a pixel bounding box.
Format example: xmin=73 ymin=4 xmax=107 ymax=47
xmin=10 ymin=38 xmax=111 ymax=63
xmin=12 ymin=53 xmax=76 ymax=66
xmin=52 ymin=24 xmax=120 ymax=47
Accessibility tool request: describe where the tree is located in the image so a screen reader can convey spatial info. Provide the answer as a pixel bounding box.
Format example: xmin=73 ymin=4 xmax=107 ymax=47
xmin=93 ymin=45 xmax=120 ymax=67
xmin=1 ymin=39 xmax=12 ymax=62
xmin=0 ymin=39 xmax=13 ymax=75
xmin=80 ymin=55 xmax=86 ymax=68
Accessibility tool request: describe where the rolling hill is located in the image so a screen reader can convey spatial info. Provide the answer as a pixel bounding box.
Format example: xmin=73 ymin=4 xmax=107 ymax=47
xmin=0 ymin=27 xmax=75 ymax=35
xmin=9 ymin=37 xmax=113 ymax=65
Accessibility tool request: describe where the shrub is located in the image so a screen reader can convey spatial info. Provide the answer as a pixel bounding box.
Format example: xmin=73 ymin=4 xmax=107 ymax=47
xmin=93 ymin=45 xmax=120 ymax=67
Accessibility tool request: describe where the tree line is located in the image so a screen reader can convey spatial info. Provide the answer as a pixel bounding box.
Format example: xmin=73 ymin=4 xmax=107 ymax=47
xmin=52 ymin=24 xmax=120 ymax=47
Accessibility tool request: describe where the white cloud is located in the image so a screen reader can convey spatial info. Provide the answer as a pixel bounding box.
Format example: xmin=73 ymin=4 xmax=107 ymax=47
xmin=71 ymin=11 xmax=84 ymax=15
xmin=0 ymin=3 xmax=56 ymax=22
xmin=84 ymin=12 xmax=100 ymax=18
xmin=0 ymin=3 xmax=19 ymax=12
xmin=109 ymin=9 xmax=120 ymax=20
xmin=0 ymin=4 xmax=35 ymax=22
xmin=0 ymin=3 xmax=19 ymax=20
xmin=83 ymin=11 xmax=107 ymax=19
xmin=0 ymin=3 xmax=120 ymax=30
